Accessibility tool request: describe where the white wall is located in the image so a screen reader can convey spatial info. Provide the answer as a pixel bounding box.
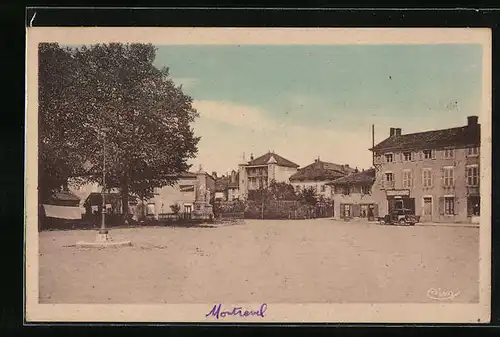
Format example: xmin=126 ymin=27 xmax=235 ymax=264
xmin=290 ymin=180 xmax=333 ymax=198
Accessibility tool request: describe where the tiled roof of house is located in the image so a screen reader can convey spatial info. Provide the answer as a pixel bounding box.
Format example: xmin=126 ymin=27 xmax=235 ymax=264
xmin=215 ymin=172 xmax=239 ymax=191
xmin=289 ymin=160 xmax=356 ymax=182
xmin=327 ymin=168 xmax=376 ymax=186
xmin=84 ymin=192 xmax=122 ymax=206
xmin=246 ymin=152 xmax=299 ymax=168
xmin=215 ymin=176 xmax=230 ymax=192
xmin=51 ymin=190 xmax=81 ymax=202
xmin=370 ymin=124 xmax=480 ymax=153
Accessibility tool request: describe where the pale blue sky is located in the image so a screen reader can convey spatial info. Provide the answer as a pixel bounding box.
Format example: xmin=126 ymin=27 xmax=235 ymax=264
xmin=153 ymin=44 xmax=483 ymax=174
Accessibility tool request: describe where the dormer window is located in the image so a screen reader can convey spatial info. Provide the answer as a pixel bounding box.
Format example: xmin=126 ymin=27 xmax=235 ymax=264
xmin=467 ymin=146 xmax=479 ymax=157
xmin=385 ymin=153 xmax=394 ymax=163
xmin=421 ymin=149 xmax=436 ymax=160
xmin=403 ymin=152 xmax=413 ymax=161
xmin=443 ymin=149 xmax=455 ymax=159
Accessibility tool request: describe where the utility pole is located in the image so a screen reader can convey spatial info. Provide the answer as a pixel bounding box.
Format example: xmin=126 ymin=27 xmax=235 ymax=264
xmin=99 ymin=127 xmax=110 ymax=235
xmin=372 ymin=124 xmax=375 ymax=167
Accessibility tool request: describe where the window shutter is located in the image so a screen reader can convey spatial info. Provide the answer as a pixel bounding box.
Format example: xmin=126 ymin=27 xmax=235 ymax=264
xmin=431 ymin=149 xmax=436 ymax=159
xmin=411 ymin=152 xmax=415 ymax=161
xmin=439 ymin=197 xmax=445 ymax=215
xmin=339 ymin=204 xmax=344 ymax=218
xmin=419 ymin=151 xmax=423 ymax=160
xmin=373 ymin=203 xmax=379 ymax=217
xmin=453 ymin=197 xmax=458 ymax=215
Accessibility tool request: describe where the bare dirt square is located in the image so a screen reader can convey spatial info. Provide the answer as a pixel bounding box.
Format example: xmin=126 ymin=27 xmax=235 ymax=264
xmin=39 ymin=219 xmax=479 ymax=304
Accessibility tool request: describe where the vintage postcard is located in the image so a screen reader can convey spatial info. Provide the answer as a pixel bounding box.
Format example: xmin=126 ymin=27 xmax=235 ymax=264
xmin=25 ymin=27 xmax=491 ymax=323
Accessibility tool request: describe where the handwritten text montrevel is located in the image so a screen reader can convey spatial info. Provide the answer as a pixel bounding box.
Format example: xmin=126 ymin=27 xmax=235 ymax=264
xmin=205 ymin=303 xmax=268 ymax=319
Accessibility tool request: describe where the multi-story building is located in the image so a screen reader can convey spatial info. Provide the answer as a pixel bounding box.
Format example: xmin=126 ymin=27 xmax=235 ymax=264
xmin=289 ymin=158 xmax=356 ymax=199
xmin=238 ymin=151 xmax=299 ymax=199
xmin=370 ymin=116 xmax=481 ymax=223
xmin=327 ymin=168 xmax=377 ymax=219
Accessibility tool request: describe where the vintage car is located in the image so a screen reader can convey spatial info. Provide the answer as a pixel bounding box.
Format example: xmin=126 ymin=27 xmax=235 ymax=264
xmin=378 ymin=208 xmax=420 ymax=226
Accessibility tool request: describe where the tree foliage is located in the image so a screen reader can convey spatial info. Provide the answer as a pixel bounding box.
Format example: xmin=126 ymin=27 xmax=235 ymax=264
xmin=267 ymin=180 xmax=297 ymax=201
xmin=38 ymin=43 xmax=200 ymax=209
xmin=297 ymin=186 xmax=318 ymax=207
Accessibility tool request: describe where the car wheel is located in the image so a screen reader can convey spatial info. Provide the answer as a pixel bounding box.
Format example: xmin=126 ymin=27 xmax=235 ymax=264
xmin=398 ymin=219 xmax=407 ymax=226
xmin=379 ymin=219 xmax=386 ymax=226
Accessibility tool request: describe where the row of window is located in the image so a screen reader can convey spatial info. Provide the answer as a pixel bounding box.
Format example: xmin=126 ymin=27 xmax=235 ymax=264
xmin=293 ymin=184 xmax=372 ymax=195
xmin=337 ymin=185 xmax=372 ymax=195
xmin=384 ymin=165 xmax=479 ymax=188
xmin=381 ymin=146 xmax=479 ymax=163
xmin=295 ymin=185 xmax=327 ymax=193
xmin=422 ymin=196 xmax=480 ymax=216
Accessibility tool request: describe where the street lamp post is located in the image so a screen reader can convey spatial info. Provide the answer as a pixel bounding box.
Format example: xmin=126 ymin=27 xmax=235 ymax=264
xmin=76 ymin=126 xmax=132 ymax=248
xmin=99 ymin=127 xmax=110 ymax=237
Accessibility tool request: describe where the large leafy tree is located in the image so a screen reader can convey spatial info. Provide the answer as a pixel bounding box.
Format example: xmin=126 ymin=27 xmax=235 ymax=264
xmin=38 ymin=43 xmax=200 ymax=211
xmin=38 ymin=43 xmax=89 ymax=202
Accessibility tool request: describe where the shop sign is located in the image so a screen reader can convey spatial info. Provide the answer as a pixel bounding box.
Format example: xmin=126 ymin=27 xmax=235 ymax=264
xmin=386 ymin=189 xmax=410 ymax=197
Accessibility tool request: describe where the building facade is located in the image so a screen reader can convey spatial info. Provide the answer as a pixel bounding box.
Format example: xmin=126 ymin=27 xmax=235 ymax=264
xmin=327 ymin=168 xmax=378 ymax=219
xmin=70 ymin=168 xmax=216 ymax=221
xmin=149 ymin=170 xmax=216 ymax=219
xmin=214 ymin=170 xmax=240 ymax=201
xmin=289 ymin=158 xmax=356 ymax=198
xmin=238 ymin=151 xmax=299 ymax=200
xmin=370 ymin=116 xmax=481 ymax=224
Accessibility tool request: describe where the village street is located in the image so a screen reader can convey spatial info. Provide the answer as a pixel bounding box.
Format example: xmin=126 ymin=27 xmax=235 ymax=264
xmin=39 ymin=219 xmax=479 ymax=304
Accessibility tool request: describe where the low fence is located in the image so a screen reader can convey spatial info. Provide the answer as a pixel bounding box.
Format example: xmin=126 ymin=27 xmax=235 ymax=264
xmin=214 ymin=200 xmax=334 ymax=220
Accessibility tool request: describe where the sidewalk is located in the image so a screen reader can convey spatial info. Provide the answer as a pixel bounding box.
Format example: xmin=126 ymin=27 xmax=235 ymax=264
xmin=336 ymin=217 xmax=480 ymax=228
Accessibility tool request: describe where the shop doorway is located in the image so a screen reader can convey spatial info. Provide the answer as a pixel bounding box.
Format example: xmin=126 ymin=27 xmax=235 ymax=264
xmin=422 ymin=197 xmax=433 ymax=222
xmin=467 ymin=196 xmax=480 ymax=216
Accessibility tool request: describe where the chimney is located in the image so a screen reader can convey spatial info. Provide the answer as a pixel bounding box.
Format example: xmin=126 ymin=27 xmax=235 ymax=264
xmin=467 ymin=116 xmax=478 ymax=126
xmin=395 ymin=128 xmax=402 ymax=136
xmin=250 ymin=153 xmax=254 ymax=160
xmin=389 ymin=127 xmax=396 ymax=137
xmin=212 ymin=171 xmax=217 ymax=179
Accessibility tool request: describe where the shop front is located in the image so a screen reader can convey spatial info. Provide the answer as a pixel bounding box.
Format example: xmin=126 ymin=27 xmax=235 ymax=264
xmin=386 ymin=189 xmax=415 ymax=214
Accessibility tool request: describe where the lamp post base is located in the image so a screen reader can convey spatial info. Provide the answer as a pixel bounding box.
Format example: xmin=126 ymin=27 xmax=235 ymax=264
xmin=75 ymin=231 xmax=132 ymax=248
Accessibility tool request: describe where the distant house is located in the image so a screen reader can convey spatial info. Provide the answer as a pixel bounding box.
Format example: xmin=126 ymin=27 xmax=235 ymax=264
xmin=327 ymin=168 xmax=378 ymax=219
xmin=289 ymin=158 xmax=357 ymax=198
xmin=238 ymin=151 xmax=299 ymax=199
xmin=69 ymin=166 xmax=216 ymax=221
xmin=147 ymin=169 xmax=216 ymax=220
xmin=214 ymin=170 xmax=240 ymax=201
xmin=215 ymin=173 xmax=230 ymax=201
xmin=83 ymin=192 xmax=123 ymax=216
xmin=40 ymin=190 xmax=82 ymax=221
xmin=227 ymin=170 xmax=240 ymax=201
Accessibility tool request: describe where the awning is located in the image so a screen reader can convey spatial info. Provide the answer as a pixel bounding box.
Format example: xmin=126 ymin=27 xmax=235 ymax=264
xmin=43 ymin=204 xmax=82 ymax=220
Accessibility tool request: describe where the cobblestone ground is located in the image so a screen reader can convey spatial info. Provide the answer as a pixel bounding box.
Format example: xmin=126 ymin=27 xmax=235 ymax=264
xmin=38 ymin=219 xmax=479 ymax=304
